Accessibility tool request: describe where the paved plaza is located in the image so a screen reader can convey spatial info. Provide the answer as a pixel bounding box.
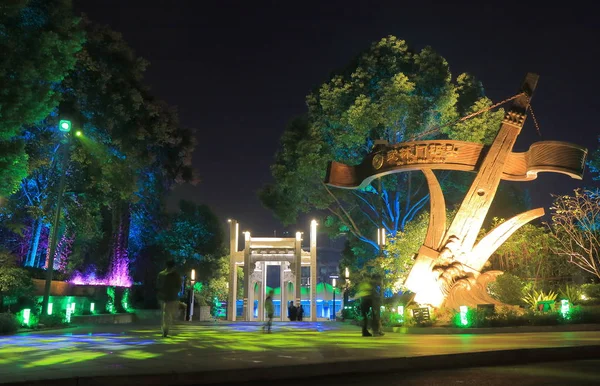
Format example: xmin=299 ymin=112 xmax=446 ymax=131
xmin=1 ymin=322 xmax=600 ymax=385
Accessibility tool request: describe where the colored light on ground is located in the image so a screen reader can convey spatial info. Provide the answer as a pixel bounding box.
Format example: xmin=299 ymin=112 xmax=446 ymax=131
xmin=47 ymin=303 xmax=53 ymax=315
xmin=459 ymin=305 xmax=468 ymax=326
xmin=23 ymin=309 xmax=31 ymax=326
xmin=59 ymin=120 xmax=71 ymax=132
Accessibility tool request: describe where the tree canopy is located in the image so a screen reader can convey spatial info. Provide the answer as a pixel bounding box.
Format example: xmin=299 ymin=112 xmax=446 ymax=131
xmin=261 ymin=36 xmax=504 ymax=282
xmin=0 ymin=0 xmax=84 ymax=196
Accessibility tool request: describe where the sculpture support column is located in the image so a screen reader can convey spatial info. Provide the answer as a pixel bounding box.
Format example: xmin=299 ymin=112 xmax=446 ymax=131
xmin=243 ymin=231 xmax=251 ymax=321
xmin=310 ymin=220 xmax=317 ymax=321
xmin=227 ymin=220 xmax=238 ymax=321
xmin=444 ymin=74 xmax=539 ymax=254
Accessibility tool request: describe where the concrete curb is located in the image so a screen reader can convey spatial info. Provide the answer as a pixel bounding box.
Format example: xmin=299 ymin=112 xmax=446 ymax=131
xmin=387 ymin=323 xmax=600 ymax=334
xmin=6 ymin=345 xmax=600 ymax=386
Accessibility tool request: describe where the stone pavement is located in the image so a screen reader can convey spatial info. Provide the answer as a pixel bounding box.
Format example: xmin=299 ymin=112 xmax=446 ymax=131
xmin=1 ymin=322 xmax=600 ymax=385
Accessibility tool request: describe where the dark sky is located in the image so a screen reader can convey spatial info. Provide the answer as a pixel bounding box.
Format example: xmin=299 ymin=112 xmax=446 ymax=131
xmin=74 ymin=1 xmax=600 ymax=238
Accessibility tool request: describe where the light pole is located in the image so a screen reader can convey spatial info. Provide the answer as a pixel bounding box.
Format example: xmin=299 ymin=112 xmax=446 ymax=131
xmin=343 ymin=267 xmax=350 ymax=306
xmin=332 ymin=278 xmax=336 ymax=321
xmin=41 ymin=119 xmax=73 ymax=316
xmin=189 ymin=269 xmax=196 ymax=321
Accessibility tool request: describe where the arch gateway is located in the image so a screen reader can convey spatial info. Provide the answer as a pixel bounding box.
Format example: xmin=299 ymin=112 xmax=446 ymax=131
xmin=226 ymin=219 xmax=319 ymax=321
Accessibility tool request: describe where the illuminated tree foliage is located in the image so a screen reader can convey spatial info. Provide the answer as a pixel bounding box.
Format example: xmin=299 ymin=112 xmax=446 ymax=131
xmin=548 ymin=189 xmax=600 ymax=280
xmin=0 ymin=0 xmax=84 ymax=196
xmin=486 ymin=220 xmax=574 ymax=290
xmin=0 ymin=11 xmax=197 ymax=290
xmin=261 ymin=36 xmax=504 ymax=276
xmin=158 ymin=200 xmax=224 ymax=267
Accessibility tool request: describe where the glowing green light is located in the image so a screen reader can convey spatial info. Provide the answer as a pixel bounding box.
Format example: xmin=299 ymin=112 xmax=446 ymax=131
xmin=90 ymin=303 xmax=95 ymax=313
xmin=23 ymin=309 xmax=31 ymax=326
xmin=75 ymin=130 xmax=82 ymax=137
xmin=47 ymin=303 xmax=53 ymax=315
xmin=560 ymin=299 xmax=570 ymax=318
xmin=59 ymin=119 xmax=72 ymax=132
xmin=459 ymin=305 xmax=468 ymax=326
xmin=66 ymin=306 xmax=73 ymax=323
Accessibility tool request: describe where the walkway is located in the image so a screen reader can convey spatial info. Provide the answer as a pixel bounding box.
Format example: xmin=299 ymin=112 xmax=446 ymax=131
xmin=1 ymin=322 xmax=600 ymax=385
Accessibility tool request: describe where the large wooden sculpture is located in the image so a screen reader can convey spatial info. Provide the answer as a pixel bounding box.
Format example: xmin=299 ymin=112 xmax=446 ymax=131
xmin=325 ymin=73 xmax=588 ymax=309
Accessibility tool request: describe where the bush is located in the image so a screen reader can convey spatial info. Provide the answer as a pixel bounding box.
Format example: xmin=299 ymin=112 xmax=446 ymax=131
xmin=522 ymin=289 xmax=558 ymax=308
xmin=581 ymin=283 xmax=600 ymax=300
xmin=559 ymin=284 xmax=582 ymax=305
xmin=38 ymin=313 xmax=67 ymax=328
xmin=0 ymin=313 xmax=19 ymax=335
xmin=487 ymin=273 xmax=525 ymax=305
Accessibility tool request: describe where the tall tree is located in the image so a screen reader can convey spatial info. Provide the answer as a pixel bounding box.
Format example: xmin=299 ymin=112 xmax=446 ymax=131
xmin=0 ymin=0 xmax=83 ymax=196
xmin=261 ymin=36 xmax=503 ymax=264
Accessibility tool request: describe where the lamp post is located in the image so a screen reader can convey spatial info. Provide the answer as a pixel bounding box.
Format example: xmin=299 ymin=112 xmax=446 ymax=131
xmin=332 ymin=277 xmax=337 ymax=321
xmin=189 ymin=269 xmax=196 ymax=321
xmin=343 ymin=267 xmax=350 ymax=306
xmin=41 ymin=120 xmax=73 ymax=315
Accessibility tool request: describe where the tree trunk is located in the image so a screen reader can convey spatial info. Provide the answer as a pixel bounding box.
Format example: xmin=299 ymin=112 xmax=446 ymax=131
xmin=107 ymin=200 xmax=132 ymax=290
xmin=25 ymin=218 xmax=43 ymax=267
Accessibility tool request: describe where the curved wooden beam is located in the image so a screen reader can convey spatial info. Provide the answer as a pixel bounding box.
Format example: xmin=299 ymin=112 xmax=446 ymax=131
xmin=325 ymin=140 xmax=587 ymax=189
xmin=468 ymin=207 xmax=545 ymax=272
xmin=422 ymin=169 xmax=446 ymax=250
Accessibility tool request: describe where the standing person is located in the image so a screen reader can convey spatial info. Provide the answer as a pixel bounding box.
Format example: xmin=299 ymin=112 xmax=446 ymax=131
xmin=156 ymin=260 xmax=182 ymax=337
xmin=297 ymin=304 xmax=304 ymax=321
xmin=288 ymin=300 xmax=297 ymax=321
xmin=263 ymin=291 xmax=275 ymax=333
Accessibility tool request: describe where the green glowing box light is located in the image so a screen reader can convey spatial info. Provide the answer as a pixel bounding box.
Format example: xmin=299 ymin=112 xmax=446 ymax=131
xmin=66 ymin=303 xmax=76 ymax=323
xmin=23 ymin=309 xmax=31 ymax=326
xmin=90 ymin=303 xmax=95 ymax=312
xmin=47 ymin=303 xmax=53 ymax=315
xmin=459 ymin=305 xmax=469 ymax=326
xmin=59 ymin=119 xmax=72 ymax=132
xmin=560 ymin=299 xmax=570 ymax=318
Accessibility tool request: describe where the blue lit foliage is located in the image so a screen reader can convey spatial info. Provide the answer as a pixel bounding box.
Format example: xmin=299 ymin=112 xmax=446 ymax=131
xmin=1 ymin=13 xmax=196 ymax=289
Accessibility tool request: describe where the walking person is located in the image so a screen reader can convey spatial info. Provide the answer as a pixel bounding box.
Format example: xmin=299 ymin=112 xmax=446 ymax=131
xmin=156 ymin=259 xmax=182 ymax=337
xmin=356 ymin=277 xmax=384 ymax=337
xmin=263 ymin=291 xmax=275 ymax=333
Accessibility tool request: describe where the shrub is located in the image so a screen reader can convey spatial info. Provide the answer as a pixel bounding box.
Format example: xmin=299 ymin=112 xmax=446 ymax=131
xmin=487 ymin=273 xmax=525 ymax=305
xmin=581 ymin=283 xmax=600 ymax=300
xmin=522 ymin=289 xmax=557 ymax=308
xmin=559 ymin=284 xmax=582 ymax=305
xmin=0 ymin=313 xmax=19 ymax=335
xmin=380 ymin=309 xmax=403 ymax=327
xmin=38 ymin=312 xmax=67 ymax=328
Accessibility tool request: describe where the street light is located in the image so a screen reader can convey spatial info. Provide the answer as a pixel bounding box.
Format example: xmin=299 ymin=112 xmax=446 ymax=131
xmin=59 ymin=119 xmax=71 ymax=132
xmin=332 ymin=277 xmax=337 ymax=321
xmin=189 ymin=269 xmax=196 ymax=321
xmin=343 ymin=267 xmax=350 ymax=306
xmin=42 ymin=119 xmax=73 ymax=315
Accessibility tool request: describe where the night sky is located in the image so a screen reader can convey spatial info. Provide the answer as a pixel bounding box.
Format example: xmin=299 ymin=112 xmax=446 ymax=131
xmin=74 ymin=1 xmax=600 ymax=239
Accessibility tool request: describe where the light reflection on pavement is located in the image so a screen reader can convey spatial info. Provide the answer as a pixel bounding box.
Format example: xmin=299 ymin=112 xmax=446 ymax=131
xmin=0 ymin=322 xmax=599 ymax=384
